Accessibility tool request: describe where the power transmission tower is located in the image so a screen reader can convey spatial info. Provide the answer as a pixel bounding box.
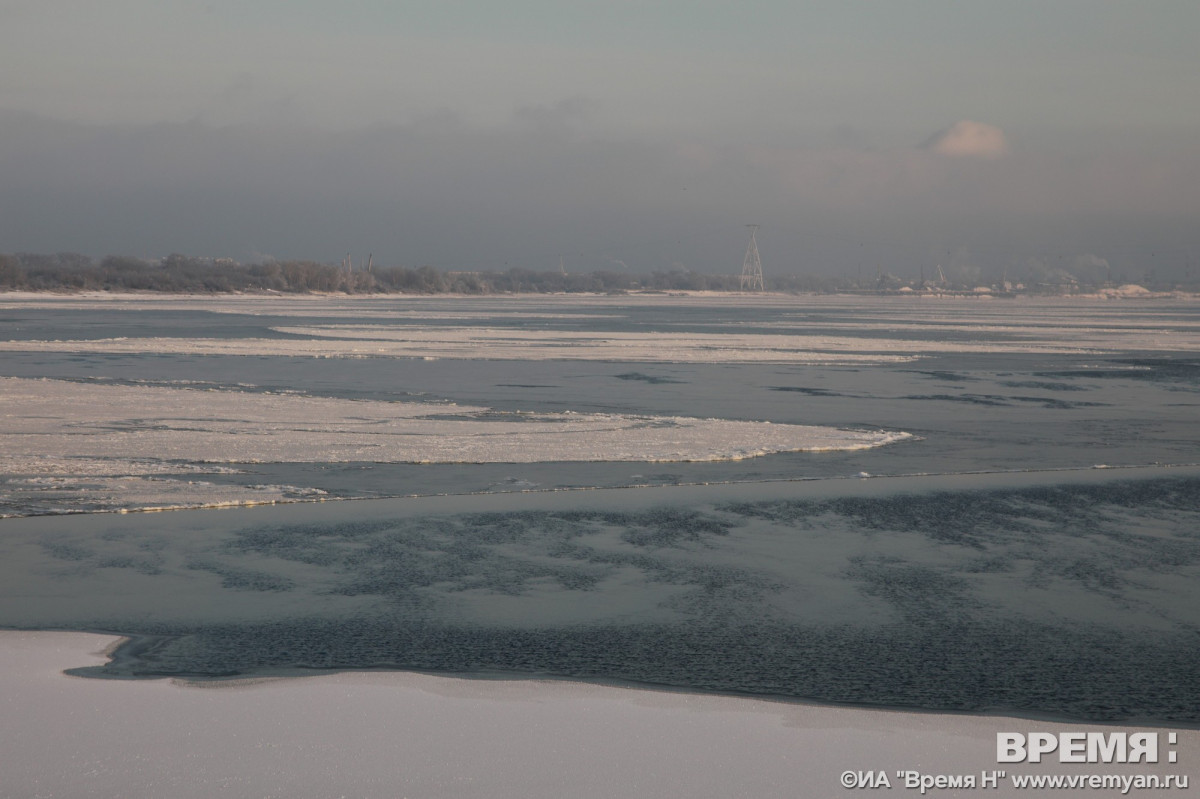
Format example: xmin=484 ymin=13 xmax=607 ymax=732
xmin=739 ymin=225 xmax=764 ymax=291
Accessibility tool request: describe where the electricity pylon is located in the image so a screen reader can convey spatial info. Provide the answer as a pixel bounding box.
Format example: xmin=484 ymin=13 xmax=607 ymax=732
xmin=739 ymin=225 xmax=764 ymax=291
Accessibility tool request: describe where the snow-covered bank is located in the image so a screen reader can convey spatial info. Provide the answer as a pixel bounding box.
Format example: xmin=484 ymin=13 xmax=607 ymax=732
xmin=1 ymin=631 xmax=1192 ymax=799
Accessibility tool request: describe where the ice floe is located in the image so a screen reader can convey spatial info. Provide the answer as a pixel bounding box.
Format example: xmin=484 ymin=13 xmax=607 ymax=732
xmin=0 ymin=378 xmax=910 ymax=511
xmin=0 ymin=377 xmax=906 ymax=467
xmin=0 ymin=333 xmax=919 ymax=364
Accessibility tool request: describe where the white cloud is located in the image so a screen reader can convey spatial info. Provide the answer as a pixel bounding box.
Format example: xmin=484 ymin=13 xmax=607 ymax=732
xmin=927 ymin=120 xmax=1009 ymax=159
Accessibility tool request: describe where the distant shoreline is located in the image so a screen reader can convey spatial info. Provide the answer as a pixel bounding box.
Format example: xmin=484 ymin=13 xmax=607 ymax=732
xmin=4 ymin=252 xmax=1194 ymax=298
xmin=2 ymin=287 xmax=1197 ymax=301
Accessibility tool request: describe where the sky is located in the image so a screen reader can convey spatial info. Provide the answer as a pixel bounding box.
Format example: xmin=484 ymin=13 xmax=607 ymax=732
xmin=1 ymin=0 xmax=1198 ymax=282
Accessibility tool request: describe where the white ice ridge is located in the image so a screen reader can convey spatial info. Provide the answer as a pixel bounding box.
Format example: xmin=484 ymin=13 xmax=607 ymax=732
xmin=0 ymin=378 xmax=910 ymax=468
xmin=3 ymin=293 xmax=1198 ymax=358
xmin=0 ymin=334 xmax=917 ymax=364
xmin=4 ymin=322 xmax=1185 ymax=361
xmin=270 ymin=325 xmax=1110 ymax=357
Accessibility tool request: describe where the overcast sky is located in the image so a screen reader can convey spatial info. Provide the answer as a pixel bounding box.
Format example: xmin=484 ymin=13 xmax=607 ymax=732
xmin=1 ymin=1 xmax=1198 ymax=280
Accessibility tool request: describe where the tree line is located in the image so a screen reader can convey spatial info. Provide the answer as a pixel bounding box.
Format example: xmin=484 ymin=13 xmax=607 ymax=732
xmin=0 ymin=252 xmax=848 ymax=294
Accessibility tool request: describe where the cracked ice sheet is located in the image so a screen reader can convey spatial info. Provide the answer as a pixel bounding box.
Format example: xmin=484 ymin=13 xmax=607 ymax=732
xmin=0 ymin=378 xmax=910 ymax=470
xmin=0 ymin=459 xmax=295 ymax=517
xmin=0 ymin=476 xmax=324 ymax=517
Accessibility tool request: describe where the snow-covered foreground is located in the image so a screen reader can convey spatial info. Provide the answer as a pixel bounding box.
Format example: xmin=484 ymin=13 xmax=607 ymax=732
xmin=1 ymin=631 xmax=1192 ymax=799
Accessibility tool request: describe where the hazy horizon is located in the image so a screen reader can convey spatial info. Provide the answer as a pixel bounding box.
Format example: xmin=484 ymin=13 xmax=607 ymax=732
xmin=2 ymin=2 xmax=1198 ymax=282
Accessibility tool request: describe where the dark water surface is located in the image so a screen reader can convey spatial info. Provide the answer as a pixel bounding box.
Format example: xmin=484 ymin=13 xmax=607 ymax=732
xmin=3 ymin=468 xmax=1198 ymax=722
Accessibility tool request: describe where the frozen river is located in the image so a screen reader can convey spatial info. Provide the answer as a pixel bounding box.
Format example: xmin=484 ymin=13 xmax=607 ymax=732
xmin=1 ymin=292 xmax=1198 ymax=723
